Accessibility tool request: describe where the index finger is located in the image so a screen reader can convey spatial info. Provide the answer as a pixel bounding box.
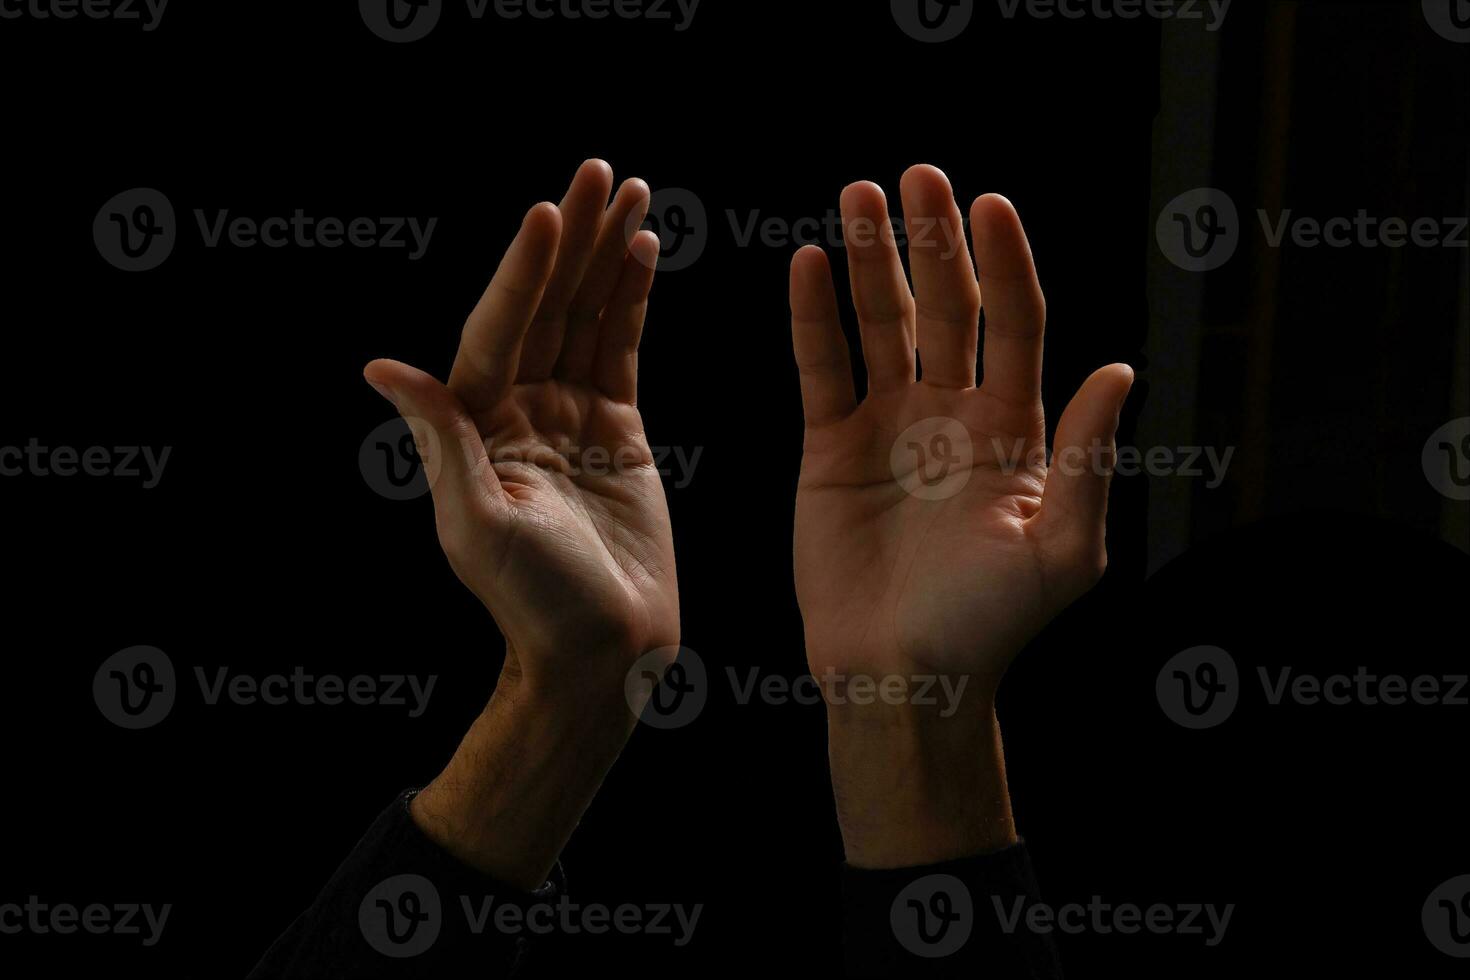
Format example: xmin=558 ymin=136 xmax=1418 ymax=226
xmin=448 ymin=202 xmax=562 ymax=413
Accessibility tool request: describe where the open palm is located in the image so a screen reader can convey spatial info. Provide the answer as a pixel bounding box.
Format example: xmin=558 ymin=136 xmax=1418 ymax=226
xmin=791 ymin=167 xmax=1133 ymax=691
xmin=366 ymin=161 xmax=679 ymax=690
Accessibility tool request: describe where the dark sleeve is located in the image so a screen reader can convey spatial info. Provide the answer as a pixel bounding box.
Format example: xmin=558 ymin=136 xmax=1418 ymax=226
xmin=840 ymin=840 xmax=1064 ymax=978
xmin=249 ymin=789 xmax=566 ymax=980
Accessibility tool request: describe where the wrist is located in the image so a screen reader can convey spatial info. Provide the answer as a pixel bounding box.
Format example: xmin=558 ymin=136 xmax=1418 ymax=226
xmin=827 ymin=692 xmax=1017 ymax=869
xmin=498 ymin=643 xmax=644 ymax=726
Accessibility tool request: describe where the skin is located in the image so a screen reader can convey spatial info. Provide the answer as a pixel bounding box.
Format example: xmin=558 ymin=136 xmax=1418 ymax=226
xmin=361 ymin=158 xmax=1130 ymax=888
xmin=364 ymin=159 xmax=680 ymax=889
xmin=789 ymin=165 xmax=1133 ymax=868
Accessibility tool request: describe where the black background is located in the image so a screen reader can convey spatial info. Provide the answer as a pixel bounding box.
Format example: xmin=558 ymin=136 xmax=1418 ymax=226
xmin=1 ymin=0 xmax=1466 ymax=976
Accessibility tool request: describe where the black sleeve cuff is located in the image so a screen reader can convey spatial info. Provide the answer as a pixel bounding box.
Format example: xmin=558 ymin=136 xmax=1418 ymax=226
xmin=840 ymin=841 xmax=1064 ymax=978
xmin=249 ymin=789 xmax=567 ymax=979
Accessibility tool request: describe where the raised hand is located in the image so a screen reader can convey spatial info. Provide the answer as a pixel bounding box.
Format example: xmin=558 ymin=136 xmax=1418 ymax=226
xmin=789 ymin=165 xmax=1133 ymax=867
xmin=365 ymin=159 xmax=679 ymax=697
xmin=363 ymin=160 xmax=679 ymax=887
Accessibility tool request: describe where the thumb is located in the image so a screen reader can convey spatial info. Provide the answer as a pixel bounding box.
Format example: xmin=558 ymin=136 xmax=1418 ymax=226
xmin=1034 ymin=363 xmax=1135 ymax=575
xmin=363 ymin=358 xmax=504 ymax=536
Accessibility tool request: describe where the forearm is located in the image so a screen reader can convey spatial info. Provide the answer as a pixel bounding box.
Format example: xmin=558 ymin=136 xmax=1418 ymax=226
xmin=827 ymin=686 xmax=1016 ymax=869
xmin=410 ymin=659 xmax=636 ymax=890
xmin=828 ymin=686 xmax=1063 ymax=978
xmin=251 ymin=647 xmax=645 ymax=977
